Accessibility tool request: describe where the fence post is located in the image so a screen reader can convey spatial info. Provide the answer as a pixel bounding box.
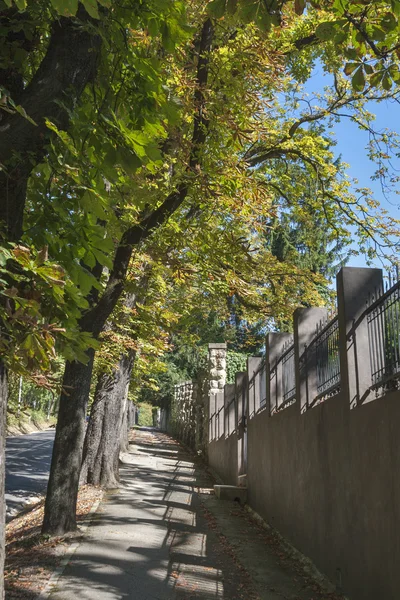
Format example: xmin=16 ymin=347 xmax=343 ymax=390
xmin=207 ymin=343 xmax=227 ymax=448
xmin=336 ymin=266 xmax=383 ymax=408
xmin=294 ymin=307 xmax=328 ymax=413
xmin=266 ymin=332 xmax=293 ymax=414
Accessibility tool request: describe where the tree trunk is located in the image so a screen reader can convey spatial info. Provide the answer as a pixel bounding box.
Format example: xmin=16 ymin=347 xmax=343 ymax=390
xmin=81 ymin=351 xmax=135 ymax=489
xmin=42 ymin=349 xmax=95 ymax=535
xmin=0 ymin=360 xmax=8 ymax=600
xmin=119 ymin=383 xmax=130 ymax=455
xmin=79 ymin=373 xmax=107 ymax=485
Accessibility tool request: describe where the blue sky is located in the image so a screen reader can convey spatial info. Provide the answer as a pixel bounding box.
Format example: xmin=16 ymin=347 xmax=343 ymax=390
xmin=304 ymin=68 xmax=400 ymax=272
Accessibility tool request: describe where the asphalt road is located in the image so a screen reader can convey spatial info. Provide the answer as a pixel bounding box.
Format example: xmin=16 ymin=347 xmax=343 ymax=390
xmin=5 ymin=429 xmax=55 ymax=518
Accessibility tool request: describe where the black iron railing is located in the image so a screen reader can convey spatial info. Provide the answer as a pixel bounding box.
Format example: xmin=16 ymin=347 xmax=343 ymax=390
xmin=282 ymin=343 xmax=296 ymax=403
xmin=226 ymin=393 xmax=236 ymax=435
xmin=248 ymin=357 xmax=267 ymax=413
xmin=270 ymin=339 xmax=296 ymax=414
xmin=303 ymin=315 xmax=340 ymax=406
xmin=315 ymin=316 xmax=340 ymax=396
xmin=216 ymin=403 xmax=224 ymax=438
xmin=366 ymin=280 xmax=400 ymax=389
xmin=259 ymin=358 xmax=267 ymax=408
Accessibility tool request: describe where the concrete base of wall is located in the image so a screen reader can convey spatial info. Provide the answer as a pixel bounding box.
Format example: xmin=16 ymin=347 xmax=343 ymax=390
xmin=214 ymin=485 xmax=247 ymax=503
xmin=237 ymin=474 xmax=247 ymax=487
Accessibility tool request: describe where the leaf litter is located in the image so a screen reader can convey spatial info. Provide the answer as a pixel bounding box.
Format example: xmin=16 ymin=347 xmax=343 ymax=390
xmin=5 ymin=485 xmax=103 ymax=599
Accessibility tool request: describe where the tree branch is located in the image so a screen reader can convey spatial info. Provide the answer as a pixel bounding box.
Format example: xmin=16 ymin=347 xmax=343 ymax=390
xmin=79 ymin=19 xmax=215 ymax=336
xmin=0 ymin=7 xmax=102 ymax=240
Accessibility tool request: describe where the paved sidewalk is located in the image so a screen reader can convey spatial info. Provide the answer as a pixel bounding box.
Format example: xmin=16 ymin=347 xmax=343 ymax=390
xmin=47 ymin=429 xmax=340 ymax=600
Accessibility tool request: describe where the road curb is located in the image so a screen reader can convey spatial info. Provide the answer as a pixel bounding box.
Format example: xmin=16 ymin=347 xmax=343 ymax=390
xmin=35 ymin=496 xmax=103 ymax=599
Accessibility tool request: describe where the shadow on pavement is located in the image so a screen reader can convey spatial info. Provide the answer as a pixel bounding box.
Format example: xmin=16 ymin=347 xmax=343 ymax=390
xmin=45 ymin=429 xmax=255 ymax=599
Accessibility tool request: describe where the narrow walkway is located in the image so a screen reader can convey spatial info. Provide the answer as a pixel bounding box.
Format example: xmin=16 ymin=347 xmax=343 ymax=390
xmin=48 ymin=429 xmax=339 ymax=600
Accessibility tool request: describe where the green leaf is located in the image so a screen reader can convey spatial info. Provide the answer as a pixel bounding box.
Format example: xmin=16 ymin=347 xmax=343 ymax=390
xmin=207 ymin=0 xmax=226 ymax=19
xmin=50 ymin=0 xmax=78 ymax=16
xmin=147 ymin=18 xmax=159 ymax=37
xmin=351 ymin=66 xmax=366 ymax=91
xmin=82 ymin=0 xmax=99 ymax=19
xmin=226 ymin=0 xmax=237 ymax=14
xmin=315 ymin=22 xmax=337 ymax=41
xmin=370 ymin=70 xmax=383 ymax=87
xmin=344 ymin=47 xmax=358 ymax=60
xmin=91 ymin=246 xmax=112 ymax=268
xmin=256 ymin=9 xmax=273 ymax=32
xmin=344 ymin=62 xmax=359 ymax=76
xmin=15 ymin=104 xmax=37 ymax=126
xmin=332 ymin=0 xmax=347 ymax=15
xmin=3 ymin=0 xmax=12 ymax=6
xmin=116 ymin=148 xmax=142 ymax=174
xmin=104 ymin=146 xmax=117 ymax=169
xmin=363 ymin=63 xmax=373 ymax=75
xmin=238 ymin=1 xmax=259 ymax=24
xmin=382 ymin=73 xmax=392 ymax=90
xmin=14 ymin=0 xmax=27 ymax=9
xmin=83 ymin=251 xmax=96 ymax=269
xmin=389 ymin=63 xmax=400 ymax=79
xmin=371 ymin=26 xmax=386 ymax=41
xmin=392 ymin=0 xmax=400 ymax=16
xmin=381 ymin=13 xmax=397 ymax=34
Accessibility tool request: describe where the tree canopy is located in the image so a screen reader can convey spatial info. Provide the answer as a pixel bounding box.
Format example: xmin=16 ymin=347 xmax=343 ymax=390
xmin=0 ymin=0 xmax=400 ymax=581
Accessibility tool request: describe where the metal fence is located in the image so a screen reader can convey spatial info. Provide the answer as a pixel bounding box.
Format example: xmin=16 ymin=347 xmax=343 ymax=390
xmin=304 ymin=315 xmax=340 ymax=407
xmin=366 ymin=280 xmax=400 ymax=390
xmin=248 ymin=358 xmax=267 ymax=414
xmin=282 ymin=343 xmax=296 ymax=404
xmin=226 ymin=392 xmax=236 ymax=435
xmin=270 ymin=339 xmax=296 ymax=414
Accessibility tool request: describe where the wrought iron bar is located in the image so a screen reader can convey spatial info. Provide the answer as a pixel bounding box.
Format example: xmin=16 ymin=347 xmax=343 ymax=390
xmin=315 ymin=315 xmax=340 ymax=396
xmin=259 ymin=358 xmax=267 ymax=408
xmin=366 ymin=280 xmax=400 ymax=388
xmin=282 ymin=343 xmax=296 ymax=403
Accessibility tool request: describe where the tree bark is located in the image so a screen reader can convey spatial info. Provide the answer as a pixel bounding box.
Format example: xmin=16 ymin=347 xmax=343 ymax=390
xmin=81 ymin=351 xmax=135 ymax=489
xmin=42 ymin=349 xmax=95 ymax=535
xmin=0 ymin=360 xmax=8 ymax=600
xmin=119 ymin=386 xmax=129 ymax=455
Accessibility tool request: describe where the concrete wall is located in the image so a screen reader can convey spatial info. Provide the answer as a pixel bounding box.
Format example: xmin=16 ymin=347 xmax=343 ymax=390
xmin=205 ymin=268 xmax=400 ymax=600
xmin=247 ymin=388 xmax=400 ymax=600
xmin=208 ymin=384 xmax=238 ymax=485
xmin=208 ymin=434 xmax=238 ymax=486
xmin=172 ymin=267 xmax=400 ymax=599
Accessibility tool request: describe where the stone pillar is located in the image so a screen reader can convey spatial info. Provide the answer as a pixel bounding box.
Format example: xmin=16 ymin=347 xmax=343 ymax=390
xmin=266 ymin=332 xmax=293 ymax=414
xmin=294 ymin=307 xmax=328 ymax=413
xmin=247 ymin=357 xmax=262 ymax=418
xmin=336 ymin=266 xmax=383 ymax=408
xmin=206 ymin=343 xmax=227 ymax=449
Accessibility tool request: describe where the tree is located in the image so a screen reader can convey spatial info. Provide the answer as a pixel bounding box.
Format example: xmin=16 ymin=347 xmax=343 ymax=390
xmin=0 ymin=0 xmax=192 ymax=586
xmin=0 ymin=1 xmax=399 ymax=578
xmin=43 ymin=0 xmax=400 ymax=534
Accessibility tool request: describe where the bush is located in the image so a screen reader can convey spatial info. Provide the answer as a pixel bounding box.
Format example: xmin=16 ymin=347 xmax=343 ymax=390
xmin=137 ymin=402 xmax=153 ymax=427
